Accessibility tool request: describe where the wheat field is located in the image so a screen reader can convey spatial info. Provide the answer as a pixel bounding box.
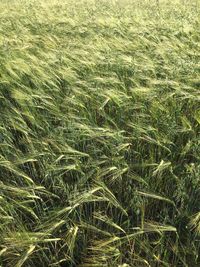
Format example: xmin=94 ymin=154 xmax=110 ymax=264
xmin=0 ymin=0 xmax=199 ymax=266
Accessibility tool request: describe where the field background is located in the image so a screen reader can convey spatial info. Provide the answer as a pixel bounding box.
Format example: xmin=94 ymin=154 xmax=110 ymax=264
xmin=0 ymin=0 xmax=199 ymax=266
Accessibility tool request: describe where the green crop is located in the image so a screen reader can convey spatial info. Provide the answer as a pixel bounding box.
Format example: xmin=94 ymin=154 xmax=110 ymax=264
xmin=0 ymin=0 xmax=199 ymax=266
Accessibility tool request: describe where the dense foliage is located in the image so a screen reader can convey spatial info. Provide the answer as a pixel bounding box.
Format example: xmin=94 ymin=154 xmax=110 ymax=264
xmin=0 ymin=0 xmax=199 ymax=266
